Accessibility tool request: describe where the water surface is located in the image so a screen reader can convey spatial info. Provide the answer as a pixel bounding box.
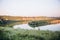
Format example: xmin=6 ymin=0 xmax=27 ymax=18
xmin=13 ymin=23 xmax=60 ymax=31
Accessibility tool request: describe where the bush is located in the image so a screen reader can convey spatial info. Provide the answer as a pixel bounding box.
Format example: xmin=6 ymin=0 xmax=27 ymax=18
xmin=0 ymin=27 xmax=60 ymax=40
xmin=0 ymin=18 xmax=7 ymax=26
xmin=28 ymin=21 xmax=38 ymax=27
xmin=0 ymin=18 xmax=20 ymax=27
xmin=28 ymin=20 xmax=49 ymax=27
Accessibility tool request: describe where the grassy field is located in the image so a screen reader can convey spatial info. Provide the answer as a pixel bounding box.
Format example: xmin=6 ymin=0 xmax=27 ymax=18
xmin=0 ymin=27 xmax=60 ymax=40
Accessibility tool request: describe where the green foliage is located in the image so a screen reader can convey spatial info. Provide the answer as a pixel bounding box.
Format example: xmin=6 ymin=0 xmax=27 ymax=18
xmin=0 ymin=27 xmax=60 ymax=40
xmin=0 ymin=18 xmax=20 ymax=27
xmin=28 ymin=20 xmax=50 ymax=27
xmin=0 ymin=18 xmax=7 ymax=26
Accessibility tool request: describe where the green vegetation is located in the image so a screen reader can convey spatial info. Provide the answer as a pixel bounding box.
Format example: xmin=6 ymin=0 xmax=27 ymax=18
xmin=0 ymin=17 xmax=60 ymax=40
xmin=0 ymin=27 xmax=60 ymax=40
xmin=28 ymin=20 xmax=50 ymax=27
xmin=0 ymin=20 xmax=20 ymax=27
xmin=0 ymin=17 xmax=21 ymax=27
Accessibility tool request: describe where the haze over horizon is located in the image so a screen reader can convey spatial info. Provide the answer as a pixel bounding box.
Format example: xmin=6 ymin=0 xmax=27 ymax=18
xmin=0 ymin=0 xmax=60 ymax=17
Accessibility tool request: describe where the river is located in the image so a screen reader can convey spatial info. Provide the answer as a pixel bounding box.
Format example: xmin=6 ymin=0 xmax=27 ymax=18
xmin=13 ymin=23 xmax=60 ymax=31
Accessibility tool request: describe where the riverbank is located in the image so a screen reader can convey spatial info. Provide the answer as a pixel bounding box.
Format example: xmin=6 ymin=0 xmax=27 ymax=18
xmin=0 ymin=27 xmax=60 ymax=40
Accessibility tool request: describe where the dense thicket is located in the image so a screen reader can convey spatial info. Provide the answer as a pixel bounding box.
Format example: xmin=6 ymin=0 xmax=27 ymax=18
xmin=0 ymin=17 xmax=20 ymax=27
xmin=28 ymin=20 xmax=50 ymax=27
xmin=0 ymin=27 xmax=60 ymax=40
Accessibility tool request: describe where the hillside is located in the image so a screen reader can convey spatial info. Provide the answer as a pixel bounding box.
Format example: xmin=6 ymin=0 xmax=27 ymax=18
xmin=0 ymin=16 xmax=53 ymax=20
xmin=0 ymin=15 xmax=60 ymax=24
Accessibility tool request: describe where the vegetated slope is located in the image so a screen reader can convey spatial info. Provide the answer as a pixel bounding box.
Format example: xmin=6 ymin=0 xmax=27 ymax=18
xmin=0 ymin=15 xmax=53 ymax=20
xmin=0 ymin=15 xmax=60 ymax=24
xmin=0 ymin=27 xmax=60 ymax=40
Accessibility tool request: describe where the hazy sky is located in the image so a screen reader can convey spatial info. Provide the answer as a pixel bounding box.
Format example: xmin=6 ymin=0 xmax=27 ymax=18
xmin=0 ymin=0 xmax=60 ymax=17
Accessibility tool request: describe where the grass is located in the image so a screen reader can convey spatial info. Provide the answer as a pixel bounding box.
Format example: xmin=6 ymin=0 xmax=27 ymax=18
xmin=0 ymin=27 xmax=60 ymax=40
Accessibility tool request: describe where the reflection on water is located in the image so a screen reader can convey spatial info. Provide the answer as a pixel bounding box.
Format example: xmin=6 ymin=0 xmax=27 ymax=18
xmin=39 ymin=23 xmax=60 ymax=31
xmin=13 ymin=23 xmax=60 ymax=31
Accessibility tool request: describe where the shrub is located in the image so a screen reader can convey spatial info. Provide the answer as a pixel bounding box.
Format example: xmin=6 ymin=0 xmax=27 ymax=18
xmin=28 ymin=20 xmax=49 ymax=27
xmin=0 ymin=17 xmax=20 ymax=27
xmin=0 ymin=27 xmax=60 ymax=40
xmin=0 ymin=18 xmax=7 ymax=26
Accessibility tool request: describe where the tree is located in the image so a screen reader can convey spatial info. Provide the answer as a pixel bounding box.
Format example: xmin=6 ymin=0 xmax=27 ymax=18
xmin=0 ymin=17 xmax=7 ymax=26
xmin=0 ymin=17 xmax=21 ymax=27
xmin=28 ymin=20 xmax=49 ymax=30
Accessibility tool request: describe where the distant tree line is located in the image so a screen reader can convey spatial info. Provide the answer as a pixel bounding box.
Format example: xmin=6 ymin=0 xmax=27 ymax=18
xmin=0 ymin=17 xmax=20 ymax=27
xmin=28 ymin=20 xmax=50 ymax=28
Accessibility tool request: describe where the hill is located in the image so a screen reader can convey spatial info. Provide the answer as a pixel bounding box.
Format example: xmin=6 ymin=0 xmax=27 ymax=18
xmin=0 ymin=15 xmax=60 ymax=24
xmin=0 ymin=15 xmax=53 ymax=20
